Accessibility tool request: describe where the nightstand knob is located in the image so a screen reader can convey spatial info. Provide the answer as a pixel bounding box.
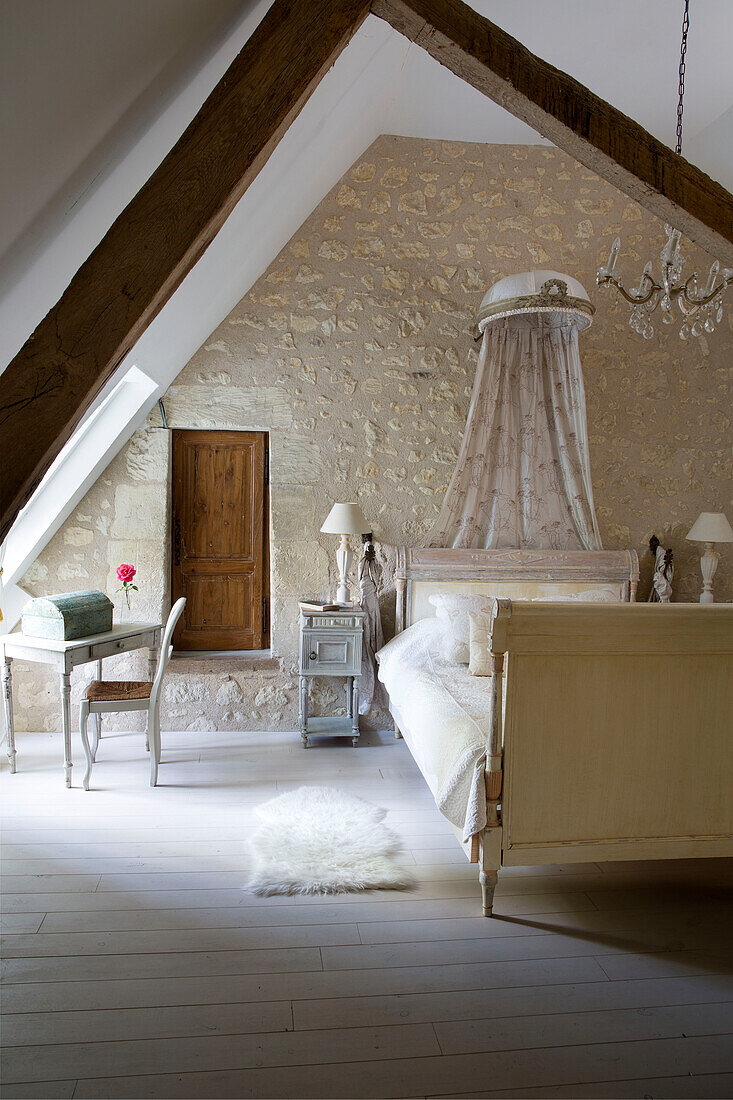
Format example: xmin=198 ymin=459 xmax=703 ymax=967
xmin=309 ymin=651 xmax=318 ymax=660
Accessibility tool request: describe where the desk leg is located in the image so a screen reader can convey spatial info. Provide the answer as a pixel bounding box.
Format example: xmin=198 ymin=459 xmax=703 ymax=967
xmin=146 ymin=647 xmax=159 ymax=753
xmin=92 ymin=659 xmax=102 ymax=761
xmin=60 ymin=672 xmax=72 ymax=787
xmin=148 ymin=647 xmax=159 ymax=681
xmin=2 ymin=658 xmax=16 ymax=773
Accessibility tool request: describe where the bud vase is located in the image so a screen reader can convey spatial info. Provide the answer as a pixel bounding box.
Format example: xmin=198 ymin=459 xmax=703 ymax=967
xmin=115 ymin=598 xmax=133 ymax=624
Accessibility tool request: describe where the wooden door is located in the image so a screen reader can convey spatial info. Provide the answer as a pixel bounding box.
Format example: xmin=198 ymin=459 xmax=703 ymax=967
xmin=171 ymin=430 xmax=268 ymax=651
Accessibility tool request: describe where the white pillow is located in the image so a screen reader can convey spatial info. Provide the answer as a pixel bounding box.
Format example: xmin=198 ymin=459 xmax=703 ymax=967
xmin=375 ymin=617 xmax=442 ymax=679
xmin=428 ymin=592 xmax=495 ymax=663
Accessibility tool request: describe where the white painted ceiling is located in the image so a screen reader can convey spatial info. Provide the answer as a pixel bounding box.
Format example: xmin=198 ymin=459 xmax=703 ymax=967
xmin=402 ymin=1 xmax=733 ymax=151
xmin=0 ymin=0 xmax=248 ymax=262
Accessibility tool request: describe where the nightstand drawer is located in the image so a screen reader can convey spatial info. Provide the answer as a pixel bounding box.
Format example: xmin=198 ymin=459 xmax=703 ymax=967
xmin=300 ymin=612 xmax=364 ymax=630
xmin=301 ymin=631 xmax=361 ymax=675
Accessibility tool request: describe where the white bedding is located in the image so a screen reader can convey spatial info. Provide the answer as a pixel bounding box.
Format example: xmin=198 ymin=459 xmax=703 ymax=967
xmin=376 ymin=619 xmax=490 ymax=842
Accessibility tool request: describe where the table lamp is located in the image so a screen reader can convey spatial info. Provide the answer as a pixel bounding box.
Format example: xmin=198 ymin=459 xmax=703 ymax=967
xmin=320 ymin=502 xmax=369 ymax=604
xmin=685 ymin=511 xmax=733 ymax=603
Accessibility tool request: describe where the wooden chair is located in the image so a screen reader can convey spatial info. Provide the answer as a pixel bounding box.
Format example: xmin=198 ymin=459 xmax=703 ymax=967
xmin=79 ymin=598 xmax=186 ymax=789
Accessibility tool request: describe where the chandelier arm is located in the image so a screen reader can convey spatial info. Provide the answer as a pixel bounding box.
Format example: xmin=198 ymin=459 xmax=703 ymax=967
xmin=596 ymin=274 xmax=662 ymax=306
xmin=678 ymin=273 xmax=733 ymax=307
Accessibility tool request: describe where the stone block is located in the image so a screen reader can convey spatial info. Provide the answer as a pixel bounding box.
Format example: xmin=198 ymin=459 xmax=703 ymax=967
xmin=215 ymin=676 xmax=244 ymax=707
xmin=164 ymin=385 xmax=293 ymax=430
xmin=271 ymin=486 xmax=318 ymax=542
xmin=63 ymin=527 xmax=93 ymax=546
xmin=125 ymin=430 xmax=169 ymax=483
xmin=253 ymin=683 xmax=290 ymax=712
xmin=270 ymin=596 xmax=300 ymax=662
xmin=271 ymin=438 xmax=323 ymax=484
xmin=271 ymin=542 xmax=330 ymax=599
xmin=111 ymin=485 xmax=167 ymax=540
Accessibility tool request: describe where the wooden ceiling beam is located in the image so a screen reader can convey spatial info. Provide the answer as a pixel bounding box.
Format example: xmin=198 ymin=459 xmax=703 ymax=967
xmin=372 ymin=0 xmax=733 ymax=265
xmin=0 ymin=0 xmax=369 ymax=543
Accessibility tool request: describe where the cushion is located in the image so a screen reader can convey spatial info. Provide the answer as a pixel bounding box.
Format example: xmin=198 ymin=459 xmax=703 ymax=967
xmin=468 ymin=610 xmax=493 ymax=676
xmin=428 ymin=593 xmax=494 ymax=664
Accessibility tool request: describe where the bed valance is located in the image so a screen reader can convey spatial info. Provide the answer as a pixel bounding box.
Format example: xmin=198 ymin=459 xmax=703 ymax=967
xmin=430 ymin=271 xmax=602 ymax=552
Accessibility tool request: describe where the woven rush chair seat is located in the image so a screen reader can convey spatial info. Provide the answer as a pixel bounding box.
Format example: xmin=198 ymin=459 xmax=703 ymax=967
xmin=85 ymin=680 xmax=153 ymax=702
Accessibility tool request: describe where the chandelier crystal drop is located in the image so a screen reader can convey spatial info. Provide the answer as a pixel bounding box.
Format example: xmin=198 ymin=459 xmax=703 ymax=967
xmin=596 ymin=0 xmax=732 ymax=341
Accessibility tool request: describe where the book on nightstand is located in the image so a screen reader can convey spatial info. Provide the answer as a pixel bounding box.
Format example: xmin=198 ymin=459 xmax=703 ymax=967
xmin=299 ymin=600 xmax=344 ymax=612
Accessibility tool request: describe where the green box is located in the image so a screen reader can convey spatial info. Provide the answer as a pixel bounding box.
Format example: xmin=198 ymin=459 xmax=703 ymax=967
xmin=22 ymin=590 xmax=114 ymax=641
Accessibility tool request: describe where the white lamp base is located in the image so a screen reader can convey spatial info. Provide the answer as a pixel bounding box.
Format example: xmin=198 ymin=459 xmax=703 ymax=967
xmin=699 ymin=542 xmax=719 ymax=603
xmin=335 ymin=534 xmax=353 ymax=605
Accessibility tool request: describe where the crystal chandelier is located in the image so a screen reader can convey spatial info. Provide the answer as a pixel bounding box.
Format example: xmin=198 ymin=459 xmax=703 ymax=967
xmin=596 ymin=0 xmax=732 ymax=341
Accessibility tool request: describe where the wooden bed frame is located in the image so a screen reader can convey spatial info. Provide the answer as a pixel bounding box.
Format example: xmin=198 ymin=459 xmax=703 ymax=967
xmin=395 ymin=546 xmax=639 ymax=633
xmin=391 ymin=547 xmax=733 ymax=915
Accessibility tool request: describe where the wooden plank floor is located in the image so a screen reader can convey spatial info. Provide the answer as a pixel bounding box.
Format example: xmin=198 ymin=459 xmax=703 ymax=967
xmin=1 ymin=728 xmax=732 ymax=1099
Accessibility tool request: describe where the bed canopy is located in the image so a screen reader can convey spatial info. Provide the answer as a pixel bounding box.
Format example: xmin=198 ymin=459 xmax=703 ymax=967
xmin=430 ymin=270 xmax=602 ymax=551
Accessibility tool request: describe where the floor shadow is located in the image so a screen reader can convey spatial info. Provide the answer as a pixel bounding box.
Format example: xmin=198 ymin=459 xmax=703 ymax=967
xmin=489 ymin=906 xmax=733 ymax=975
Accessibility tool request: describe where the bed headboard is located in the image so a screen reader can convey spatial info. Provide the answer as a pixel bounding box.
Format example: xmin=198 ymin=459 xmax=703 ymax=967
xmin=395 ymin=547 xmax=640 ymax=632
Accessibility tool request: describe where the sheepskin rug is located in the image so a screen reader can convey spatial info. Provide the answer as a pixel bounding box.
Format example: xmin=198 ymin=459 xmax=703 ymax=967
xmin=246 ymin=786 xmax=416 ymax=896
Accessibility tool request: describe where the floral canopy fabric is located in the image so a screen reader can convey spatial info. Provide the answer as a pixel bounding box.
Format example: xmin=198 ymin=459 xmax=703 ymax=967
xmin=430 ymin=272 xmax=602 ymax=551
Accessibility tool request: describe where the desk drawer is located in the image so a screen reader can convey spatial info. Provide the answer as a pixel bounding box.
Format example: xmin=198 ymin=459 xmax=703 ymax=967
xmin=88 ymin=632 xmax=157 ymax=662
xmin=301 ymin=631 xmax=361 ymax=675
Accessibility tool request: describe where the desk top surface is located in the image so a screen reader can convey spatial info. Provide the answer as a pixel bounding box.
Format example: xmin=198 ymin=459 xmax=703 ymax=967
xmin=0 ymin=622 xmax=161 ymax=653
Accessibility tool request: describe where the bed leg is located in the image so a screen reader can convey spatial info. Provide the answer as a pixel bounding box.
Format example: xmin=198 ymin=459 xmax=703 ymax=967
xmin=394 ymin=724 xmax=402 ymax=739
xmin=479 ymin=870 xmax=498 ymax=917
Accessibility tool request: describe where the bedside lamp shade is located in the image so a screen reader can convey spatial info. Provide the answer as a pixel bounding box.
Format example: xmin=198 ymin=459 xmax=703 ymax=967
xmin=686 ymin=512 xmax=733 ymax=544
xmin=320 ymin=502 xmax=370 ymax=604
xmin=320 ymin=503 xmax=369 ymax=536
xmin=685 ymin=511 xmax=733 ymax=603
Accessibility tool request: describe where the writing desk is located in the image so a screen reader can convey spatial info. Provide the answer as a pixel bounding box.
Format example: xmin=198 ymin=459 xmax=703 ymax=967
xmin=1 ymin=622 xmax=161 ymax=786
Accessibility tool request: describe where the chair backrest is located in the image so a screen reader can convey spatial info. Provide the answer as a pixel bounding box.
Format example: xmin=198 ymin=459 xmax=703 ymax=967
xmin=150 ymin=598 xmax=186 ymax=703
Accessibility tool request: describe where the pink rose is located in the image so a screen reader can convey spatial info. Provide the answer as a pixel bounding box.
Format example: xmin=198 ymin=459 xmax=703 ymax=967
xmin=116 ymin=563 xmax=136 ymax=583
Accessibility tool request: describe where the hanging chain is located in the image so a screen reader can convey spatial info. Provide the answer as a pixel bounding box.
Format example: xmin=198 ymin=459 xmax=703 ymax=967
xmin=675 ymin=0 xmax=690 ymax=155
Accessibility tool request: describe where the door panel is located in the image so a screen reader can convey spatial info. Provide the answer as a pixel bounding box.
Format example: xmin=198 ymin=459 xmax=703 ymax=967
xmin=171 ymin=430 xmax=268 ymax=651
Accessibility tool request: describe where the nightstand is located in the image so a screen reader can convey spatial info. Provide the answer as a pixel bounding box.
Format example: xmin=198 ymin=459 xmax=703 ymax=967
xmin=299 ymin=606 xmax=366 ymax=748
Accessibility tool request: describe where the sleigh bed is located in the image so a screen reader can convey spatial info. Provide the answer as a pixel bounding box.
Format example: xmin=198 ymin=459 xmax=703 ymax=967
xmin=377 ymin=547 xmax=733 ymax=915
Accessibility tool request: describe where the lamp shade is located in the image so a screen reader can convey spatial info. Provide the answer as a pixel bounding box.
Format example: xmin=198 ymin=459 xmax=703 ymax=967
xmin=320 ymin=502 xmax=369 ymax=535
xmin=686 ymin=512 xmax=733 ymax=543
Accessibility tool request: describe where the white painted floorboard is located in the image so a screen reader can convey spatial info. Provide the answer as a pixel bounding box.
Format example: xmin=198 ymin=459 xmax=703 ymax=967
xmin=2 ymin=728 xmax=732 ymax=1099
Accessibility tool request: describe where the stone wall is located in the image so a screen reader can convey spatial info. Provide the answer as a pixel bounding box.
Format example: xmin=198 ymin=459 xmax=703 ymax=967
xmin=15 ymin=134 xmax=733 ymax=734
